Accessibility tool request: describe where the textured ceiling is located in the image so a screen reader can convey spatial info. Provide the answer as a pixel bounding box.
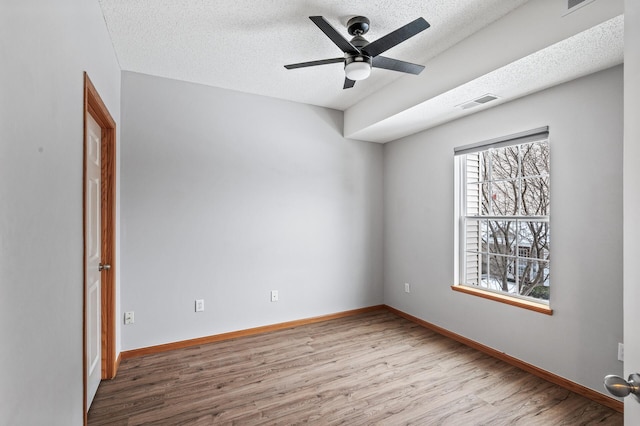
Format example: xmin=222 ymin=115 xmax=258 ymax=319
xmin=98 ymin=0 xmax=528 ymax=110
xmin=98 ymin=0 xmax=624 ymax=142
xmin=353 ymin=15 xmax=625 ymax=142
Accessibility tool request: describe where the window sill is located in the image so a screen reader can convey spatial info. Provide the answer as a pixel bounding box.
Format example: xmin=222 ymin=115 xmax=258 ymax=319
xmin=451 ymin=285 xmax=553 ymax=315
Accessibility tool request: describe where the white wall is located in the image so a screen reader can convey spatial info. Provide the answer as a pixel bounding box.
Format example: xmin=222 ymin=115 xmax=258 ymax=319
xmin=624 ymin=0 xmax=640 ymax=421
xmin=120 ymin=72 xmax=383 ymax=350
xmin=0 ymin=1 xmax=121 ymax=425
xmin=383 ymin=66 xmax=623 ymax=396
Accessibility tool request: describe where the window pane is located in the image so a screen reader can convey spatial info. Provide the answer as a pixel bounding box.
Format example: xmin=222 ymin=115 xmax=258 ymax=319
xmin=491 ymin=146 xmax=519 ymax=180
xmin=491 ymin=180 xmax=518 ymax=215
xmin=481 ymin=183 xmax=490 ymax=215
xmin=518 ymin=221 xmax=550 ymax=261
xmin=484 ymin=255 xmax=516 ymax=294
xmin=480 ymin=151 xmax=489 ymax=182
xmin=465 ymin=251 xmax=482 ymax=285
xmin=520 ymin=141 xmax=549 ymax=177
xmin=465 ymin=219 xmax=483 ymax=253
xmin=486 ymin=220 xmax=516 ymax=255
xmin=466 ymin=183 xmax=481 ymax=215
xmin=465 ymin=153 xmax=481 ymax=183
xmin=468 ymin=183 xmax=491 ymax=216
xmin=521 ymin=177 xmax=549 ymax=216
xmin=517 ymin=259 xmax=550 ymax=300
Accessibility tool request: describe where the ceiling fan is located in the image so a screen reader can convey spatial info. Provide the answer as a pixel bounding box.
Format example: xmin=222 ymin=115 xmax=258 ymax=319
xmin=284 ymin=16 xmax=430 ymax=89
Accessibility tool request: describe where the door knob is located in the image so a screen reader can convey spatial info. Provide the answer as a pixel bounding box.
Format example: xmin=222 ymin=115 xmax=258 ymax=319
xmin=98 ymin=263 xmax=111 ymax=271
xmin=604 ymin=373 xmax=640 ymax=402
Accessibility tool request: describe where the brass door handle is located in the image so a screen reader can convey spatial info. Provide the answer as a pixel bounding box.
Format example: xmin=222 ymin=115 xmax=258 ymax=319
xmin=99 ymin=263 xmax=111 ymax=271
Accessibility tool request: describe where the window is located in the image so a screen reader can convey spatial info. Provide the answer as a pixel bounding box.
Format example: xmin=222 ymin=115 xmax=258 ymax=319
xmin=455 ymin=127 xmax=550 ymax=306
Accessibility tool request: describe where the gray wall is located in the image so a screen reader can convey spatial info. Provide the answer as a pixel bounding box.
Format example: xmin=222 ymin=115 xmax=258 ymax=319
xmin=383 ymin=66 xmax=623 ymax=396
xmin=120 ymin=72 xmax=384 ymax=350
xmin=0 ymin=1 xmax=121 ymax=425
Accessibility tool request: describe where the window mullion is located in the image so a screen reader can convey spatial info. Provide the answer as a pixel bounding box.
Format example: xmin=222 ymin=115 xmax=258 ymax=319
xmin=516 ymin=145 xmax=522 ymax=293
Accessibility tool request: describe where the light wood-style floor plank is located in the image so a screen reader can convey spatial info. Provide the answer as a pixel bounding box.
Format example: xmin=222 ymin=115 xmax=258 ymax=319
xmin=88 ymin=310 xmax=622 ymax=425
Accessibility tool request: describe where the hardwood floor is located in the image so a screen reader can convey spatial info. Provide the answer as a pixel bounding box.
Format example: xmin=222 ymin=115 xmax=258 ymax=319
xmin=88 ymin=310 xmax=622 ymax=425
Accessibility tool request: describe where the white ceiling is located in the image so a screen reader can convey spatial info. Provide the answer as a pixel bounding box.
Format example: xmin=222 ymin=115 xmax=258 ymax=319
xmin=98 ymin=0 xmax=624 ymax=143
xmin=351 ymin=14 xmax=624 ymax=142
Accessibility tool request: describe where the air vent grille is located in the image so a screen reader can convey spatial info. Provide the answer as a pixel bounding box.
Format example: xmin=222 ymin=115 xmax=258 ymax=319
xmin=474 ymin=95 xmax=498 ymax=104
xmin=456 ymin=94 xmax=499 ymax=110
xmin=568 ymin=0 xmax=586 ymax=9
xmin=565 ymin=0 xmax=596 ymax=15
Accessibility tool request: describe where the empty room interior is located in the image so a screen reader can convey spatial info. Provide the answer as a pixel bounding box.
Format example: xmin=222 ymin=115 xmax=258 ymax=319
xmin=2 ymin=0 xmax=640 ymax=424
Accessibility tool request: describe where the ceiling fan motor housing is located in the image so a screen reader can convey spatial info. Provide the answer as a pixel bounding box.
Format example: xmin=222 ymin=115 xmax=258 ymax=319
xmin=345 ymin=54 xmax=372 ymax=67
xmin=350 ymin=34 xmax=369 ymax=50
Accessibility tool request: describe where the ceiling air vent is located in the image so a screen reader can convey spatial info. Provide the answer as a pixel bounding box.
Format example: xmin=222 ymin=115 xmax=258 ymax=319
xmin=456 ymin=94 xmax=499 ymax=110
xmin=565 ymin=0 xmax=596 ymax=15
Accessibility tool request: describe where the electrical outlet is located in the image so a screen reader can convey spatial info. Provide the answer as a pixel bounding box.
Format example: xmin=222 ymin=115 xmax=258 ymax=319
xmin=618 ymin=342 xmax=624 ymax=362
xmin=195 ymin=299 xmax=205 ymax=312
xmin=270 ymin=290 xmax=279 ymax=302
xmin=404 ymin=283 xmax=411 ymax=293
xmin=124 ymin=311 xmax=134 ymax=325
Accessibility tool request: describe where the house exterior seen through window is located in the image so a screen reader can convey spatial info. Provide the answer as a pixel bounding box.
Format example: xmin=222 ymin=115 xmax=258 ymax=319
xmin=456 ymin=128 xmax=550 ymax=303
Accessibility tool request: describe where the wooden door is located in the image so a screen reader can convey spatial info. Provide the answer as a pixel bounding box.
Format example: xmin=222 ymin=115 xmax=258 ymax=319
xmin=83 ymin=73 xmax=117 ymax=424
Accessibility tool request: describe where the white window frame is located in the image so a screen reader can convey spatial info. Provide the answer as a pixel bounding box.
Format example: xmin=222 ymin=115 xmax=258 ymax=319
xmin=453 ymin=127 xmax=551 ymax=309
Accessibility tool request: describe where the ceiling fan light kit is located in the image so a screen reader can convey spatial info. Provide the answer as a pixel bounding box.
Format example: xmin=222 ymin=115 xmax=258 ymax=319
xmin=344 ymin=56 xmax=372 ymax=81
xmin=284 ymin=15 xmax=430 ymax=89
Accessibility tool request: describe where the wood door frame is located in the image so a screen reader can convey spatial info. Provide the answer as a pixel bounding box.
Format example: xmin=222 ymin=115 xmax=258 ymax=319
xmin=82 ymin=73 xmax=117 ymax=421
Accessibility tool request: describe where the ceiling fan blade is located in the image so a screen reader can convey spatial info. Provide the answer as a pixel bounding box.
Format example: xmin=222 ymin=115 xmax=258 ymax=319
xmin=361 ymin=17 xmax=430 ymax=58
xmin=284 ymin=57 xmax=344 ymax=70
xmin=343 ymin=78 xmax=356 ymax=89
xmin=372 ymin=56 xmax=425 ymax=75
xmin=309 ymin=16 xmax=360 ymax=55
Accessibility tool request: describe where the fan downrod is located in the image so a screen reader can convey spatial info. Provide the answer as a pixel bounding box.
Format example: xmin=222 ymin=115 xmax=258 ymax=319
xmin=347 ymin=16 xmax=370 ymax=36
